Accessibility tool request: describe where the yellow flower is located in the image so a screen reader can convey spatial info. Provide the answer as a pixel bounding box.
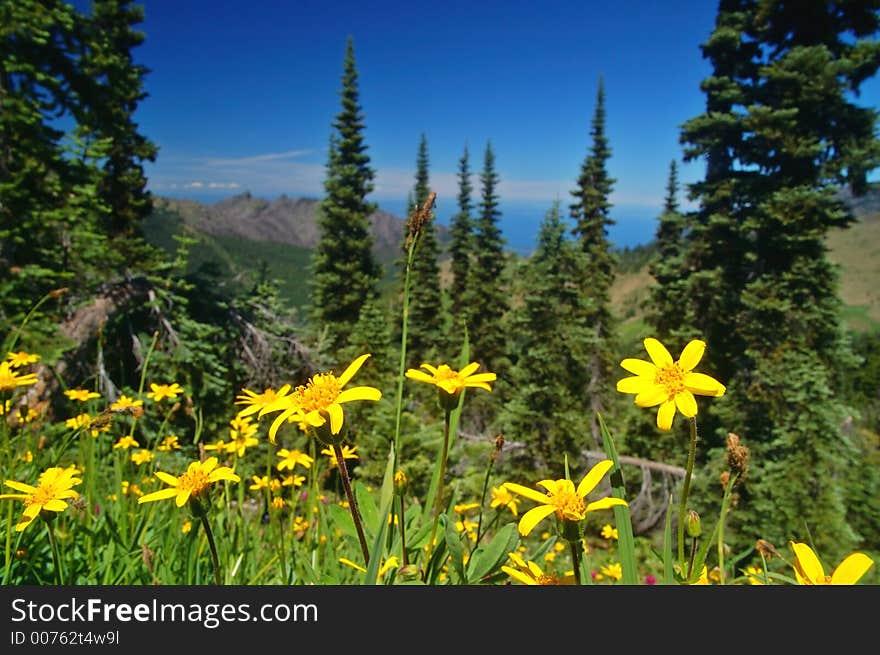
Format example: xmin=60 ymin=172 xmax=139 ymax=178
xmin=130 ymin=449 xmax=153 ymax=466
xmin=261 ymin=354 xmax=382 ymax=443
xmin=490 ymin=483 xmax=520 ymax=517
xmin=65 ymin=413 xmax=92 ymax=430
xmin=110 ymin=394 xmax=144 ymax=412
xmin=157 ymin=435 xmax=182 ymax=451
xmin=181 ymin=520 xmax=192 ymax=534
xmin=234 ymin=385 xmax=293 ymax=418
xmin=321 ymin=444 xmax=359 ymax=466
xmin=64 ymin=388 xmax=101 ymax=402
xmin=339 ymin=556 xmax=399 ymax=580
xmin=113 ymin=435 xmax=140 ymax=450
xmin=0 ymin=466 xmax=82 ymax=532
xmin=405 ymin=361 xmax=496 ymax=409
xmin=202 ymin=438 xmax=227 ymax=453
xmin=455 ymin=518 xmax=479 ymax=542
xmin=504 ymin=460 xmax=628 ymax=537
xmin=501 ymin=552 xmax=576 ymax=585
xmin=281 ymin=474 xmax=305 ymax=488
xmin=146 ymin=382 xmax=184 ymax=402
xmin=270 ymin=496 xmax=285 ymax=510
xmin=789 ymin=541 xmax=874 ymax=585
xmin=601 ymin=524 xmax=619 ymax=540
xmin=292 ymin=515 xmax=309 ymax=534
xmin=6 ymin=351 xmax=40 ymax=368
xmin=600 ymin=562 xmax=623 ymax=581
xmin=276 ymin=448 xmax=314 ymax=472
xmin=617 ymin=337 xmax=726 ymax=431
xmin=0 ymin=361 xmax=38 ymax=392
xmin=743 ymin=565 xmax=766 ymax=585
xmin=137 ymin=457 xmax=240 ymax=508
xmin=454 ymin=501 xmax=480 ymax=514
xmin=226 ymin=416 xmax=259 ymax=457
xmin=249 ymin=475 xmax=269 ymax=491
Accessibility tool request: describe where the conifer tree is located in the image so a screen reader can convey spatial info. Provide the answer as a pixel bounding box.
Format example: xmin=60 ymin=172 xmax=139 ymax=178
xmin=647 ymin=159 xmax=688 ymax=343
xmin=569 ymin=76 xmax=618 ymax=450
xmin=309 ymin=36 xmax=381 ymax=355
xmin=677 ymin=0 xmax=880 ymax=557
xmin=402 ymin=132 xmax=443 ymax=366
xmin=448 ymin=143 xmax=474 ymax=321
xmin=79 ymin=0 xmax=157 ymax=243
xmin=466 ymin=140 xmax=508 ymax=373
xmin=502 ymin=201 xmax=593 ymax=478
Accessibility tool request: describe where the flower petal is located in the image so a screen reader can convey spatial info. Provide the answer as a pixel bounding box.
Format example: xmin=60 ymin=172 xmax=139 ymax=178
xmin=684 ymin=372 xmax=726 ymax=397
xmin=327 ymin=403 xmax=344 ymax=435
xmin=137 ymin=488 xmax=179 ymax=504
xmin=42 ymin=499 xmax=68 ymax=512
xmin=576 ymin=460 xmax=614 ymax=498
xmin=674 ymin=390 xmax=698 ymax=418
xmin=3 ymin=480 xmax=37 ymax=494
xmin=644 ymin=338 xmax=673 ymax=367
xmin=269 ymin=407 xmax=297 ymax=444
xmin=620 ymin=358 xmax=657 ymax=377
xmin=830 ymin=553 xmax=874 ymax=585
xmin=338 ymin=354 xmax=371 ymax=388
xmin=585 ymin=497 xmax=629 ymax=513
xmin=635 ymin=384 xmax=669 ymax=408
xmin=175 ymin=489 xmax=192 ymax=508
xmin=405 ymin=369 xmax=435 ymax=384
xmin=517 ymin=504 xmax=557 ymax=537
xmin=208 ymin=468 xmax=241 ymax=483
xmin=617 ymin=375 xmax=652 ymax=395
xmin=504 ymin=482 xmax=551 ymax=505
xmin=657 ymin=400 xmax=677 ymax=431
xmin=154 ymin=471 xmax=179 ymax=487
xmin=790 ymin=541 xmax=824 ymax=584
xmin=459 ymin=362 xmax=481 ymax=378
xmin=501 ymin=566 xmax=537 ymax=585
xmin=337 ymin=386 xmax=382 ymax=404
xmin=678 ymin=340 xmax=706 ymax=371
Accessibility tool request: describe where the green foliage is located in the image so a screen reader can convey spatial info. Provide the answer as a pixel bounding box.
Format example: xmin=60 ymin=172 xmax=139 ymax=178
xmin=449 ymin=144 xmax=475 ymax=324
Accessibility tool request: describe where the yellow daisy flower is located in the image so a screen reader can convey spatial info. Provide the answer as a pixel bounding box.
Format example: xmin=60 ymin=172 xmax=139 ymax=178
xmin=789 ymin=541 xmax=874 ymax=585
xmin=6 ymin=351 xmax=40 ymax=368
xmin=405 ymin=361 xmax=496 ymax=409
xmin=146 ymin=382 xmax=184 ymax=402
xmin=601 ymin=523 xmax=619 ymax=540
xmin=490 ymin=483 xmax=520 ymax=517
xmin=600 ymin=562 xmax=623 ymax=581
xmin=249 ymin=475 xmax=269 ymax=491
xmin=504 ymin=460 xmax=628 ymax=537
xmin=234 ymin=385 xmax=292 ymax=418
xmin=276 ymin=448 xmax=314 ymax=472
xmin=113 ymin=435 xmax=140 ymax=450
xmin=130 ymin=449 xmax=153 ymax=466
xmin=501 ymin=551 xmax=575 ymax=585
xmin=63 ymin=388 xmax=101 ymax=402
xmin=0 ymin=466 xmax=82 ymax=532
xmin=110 ymin=394 xmax=144 ymax=412
xmin=137 ymin=457 xmax=240 ymax=508
xmin=0 ymin=361 xmax=38 ymax=392
xmin=616 ymin=337 xmax=726 ymax=431
xmin=321 ymin=444 xmax=358 ymax=466
xmin=261 ymin=354 xmax=382 ymax=443
xmin=157 ymin=435 xmax=182 ymax=451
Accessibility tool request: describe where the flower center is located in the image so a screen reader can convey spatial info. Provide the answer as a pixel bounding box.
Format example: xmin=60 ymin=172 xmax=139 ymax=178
xmin=535 ymin=573 xmax=562 ymax=585
xmin=550 ymin=485 xmax=586 ymax=521
xmin=25 ymin=484 xmax=60 ymax=508
xmin=178 ymin=469 xmax=211 ymax=497
xmin=299 ymin=373 xmax=341 ymax=413
xmin=434 ymin=365 xmax=459 ymax=383
xmin=655 ymin=363 xmax=686 ymax=396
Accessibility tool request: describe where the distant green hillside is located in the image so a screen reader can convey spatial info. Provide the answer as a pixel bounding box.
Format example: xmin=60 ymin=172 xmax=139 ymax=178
xmin=142 ymin=207 xmax=314 ymax=308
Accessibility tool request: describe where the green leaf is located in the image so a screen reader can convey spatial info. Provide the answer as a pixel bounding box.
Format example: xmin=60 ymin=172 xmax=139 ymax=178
xmin=354 ymin=480 xmax=379 ymax=539
xmin=663 ymin=493 xmax=676 ymax=584
xmin=364 ymin=444 xmax=396 ymax=585
xmin=597 ymin=412 xmax=638 ymax=584
xmin=327 ymin=503 xmax=358 ymax=541
xmin=466 ymin=522 xmax=519 ymax=582
xmin=445 ymin=512 xmax=466 ymax=583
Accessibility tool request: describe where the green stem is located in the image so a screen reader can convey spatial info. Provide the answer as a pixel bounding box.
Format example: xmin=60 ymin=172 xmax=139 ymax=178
xmin=687 ymin=536 xmax=697 ymax=580
xmin=475 ymin=448 xmax=497 ymax=546
xmin=46 ymin=521 xmax=64 ymax=585
xmin=199 ymin=512 xmax=222 ymax=585
xmin=398 ymin=494 xmax=408 ymax=567
xmin=392 ymin=237 xmax=418 ymax=474
xmin=334 ymin=443 xmax=370 ymax=566
xmin=678 ymin=417 xmax=698 ymax=570
xmin=570 ymin=540 xmax=583 ymax=586
xmin=426 ymin=409 xmax=451 ymax=564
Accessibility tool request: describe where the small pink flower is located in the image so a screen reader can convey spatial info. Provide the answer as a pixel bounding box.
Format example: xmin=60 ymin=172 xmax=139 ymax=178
xmin=645 ymin=574 xmax=657 ymax=585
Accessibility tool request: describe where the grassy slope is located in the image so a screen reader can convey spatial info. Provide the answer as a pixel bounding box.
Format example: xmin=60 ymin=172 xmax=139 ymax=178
xmin=610 ymin=210 xmax=880 ymax=340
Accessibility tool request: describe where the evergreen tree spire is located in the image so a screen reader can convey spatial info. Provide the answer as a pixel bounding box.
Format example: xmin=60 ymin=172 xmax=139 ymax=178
xmin=309 ymin=36 xmax=381 ymax=356
xmin=568 ymin=76 xmax=619 ymax=450
xmin=449 ymin=143 xmax=474 ymax=322
xmin=466 ymin=140 xmax=508 ymax=373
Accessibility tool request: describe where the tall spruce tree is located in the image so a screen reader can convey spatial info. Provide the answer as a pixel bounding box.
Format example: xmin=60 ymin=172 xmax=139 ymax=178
xmin=449 ymin=143 xmax=474 ymax=322
xmin=402 ymin=132 xmax=443 ymax=367
xmin=466 ymin=140 xmax=508 ymax=373
xmin=569 ymin=76 xmax=618 ymax=450
xmin=647 ymin=159 xmax=688 ymax=343
xmin=309 ymin=36 xmax=381 ymax=356
xmin=79 ymin=0 xmax=157 ymax=243
xmin=677 ymin=0 xmax=880 ymax=557
xmin=501 ymin=201 xmax=593 ymax=478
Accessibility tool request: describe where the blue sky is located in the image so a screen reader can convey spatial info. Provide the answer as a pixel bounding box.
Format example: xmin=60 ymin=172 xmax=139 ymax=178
xmin=114 ymin=0 xmax=879 ymax=251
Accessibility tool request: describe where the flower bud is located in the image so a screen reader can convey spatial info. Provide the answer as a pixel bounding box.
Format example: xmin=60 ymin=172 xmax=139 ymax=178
xmin=686 ymin=510 xmax=701 ymax=538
